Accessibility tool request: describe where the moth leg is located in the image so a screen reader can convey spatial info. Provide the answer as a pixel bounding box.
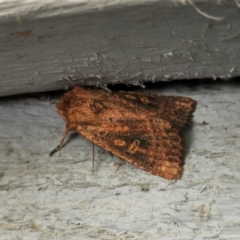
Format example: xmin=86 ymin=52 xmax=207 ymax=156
xmin=49 ymin=127 xmax=70 ymax=157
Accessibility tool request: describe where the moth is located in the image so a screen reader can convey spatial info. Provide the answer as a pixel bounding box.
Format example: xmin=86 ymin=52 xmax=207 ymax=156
xmin=50 ymin=86 xmax=197 ymax=180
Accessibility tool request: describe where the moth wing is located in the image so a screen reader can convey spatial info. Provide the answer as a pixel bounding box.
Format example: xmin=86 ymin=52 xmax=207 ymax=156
xmin=76 ymin=118 xmax=184 ymax=180
xmin=115 ymin=91 xmax=197 ymax=130
xmin=56 ymin=86 xmax=196 ymax=179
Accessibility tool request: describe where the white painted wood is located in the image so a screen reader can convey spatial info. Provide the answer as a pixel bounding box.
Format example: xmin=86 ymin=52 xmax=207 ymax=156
xmin=1 ymin=81 xmax=240 ymax=239
xmin=1 ymin=0 xmax=240 ymax=96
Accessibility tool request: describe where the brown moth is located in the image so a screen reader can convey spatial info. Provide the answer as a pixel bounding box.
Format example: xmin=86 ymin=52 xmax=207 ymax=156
xmin=50 ymin=86 xmax=197 ymax=180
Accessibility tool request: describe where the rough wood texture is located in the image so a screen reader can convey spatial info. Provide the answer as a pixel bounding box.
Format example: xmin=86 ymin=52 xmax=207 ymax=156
xmin=1 ymin=0 xmax=240 ymax=96
xmin=1 ymin=80 xmax=240 ymax=239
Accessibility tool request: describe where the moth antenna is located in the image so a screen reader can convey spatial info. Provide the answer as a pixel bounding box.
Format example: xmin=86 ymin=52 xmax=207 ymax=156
xmin=92 ymin=143 xmax=95 ymax=172
xmin=49 ymin=127 xmax=70 ymax=157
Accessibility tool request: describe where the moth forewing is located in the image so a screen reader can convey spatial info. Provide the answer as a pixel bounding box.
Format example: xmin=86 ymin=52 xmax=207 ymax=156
xmin=50 ymin=86 xmax=197 ymax=180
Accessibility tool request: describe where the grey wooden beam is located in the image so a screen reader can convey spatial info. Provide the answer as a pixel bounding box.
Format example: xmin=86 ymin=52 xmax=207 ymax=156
xmin=1 ymin=0 xmax=240 ymax=96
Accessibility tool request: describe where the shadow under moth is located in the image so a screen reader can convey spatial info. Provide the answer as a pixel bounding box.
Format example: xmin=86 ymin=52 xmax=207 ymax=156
xmin=50 ymin=86 xmax=197 ymax=180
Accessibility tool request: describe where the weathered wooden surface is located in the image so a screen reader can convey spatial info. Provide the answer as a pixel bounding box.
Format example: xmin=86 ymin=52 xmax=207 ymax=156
xmin=1 ymin=80 xmax=240 ymax=239
xmin=1 ymin=0 xmax=240 ymax=96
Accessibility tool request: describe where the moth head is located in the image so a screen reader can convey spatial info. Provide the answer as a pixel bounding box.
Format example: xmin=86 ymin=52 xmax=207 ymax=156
xmin=55 ymin=94 xmax=72 ymax=120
